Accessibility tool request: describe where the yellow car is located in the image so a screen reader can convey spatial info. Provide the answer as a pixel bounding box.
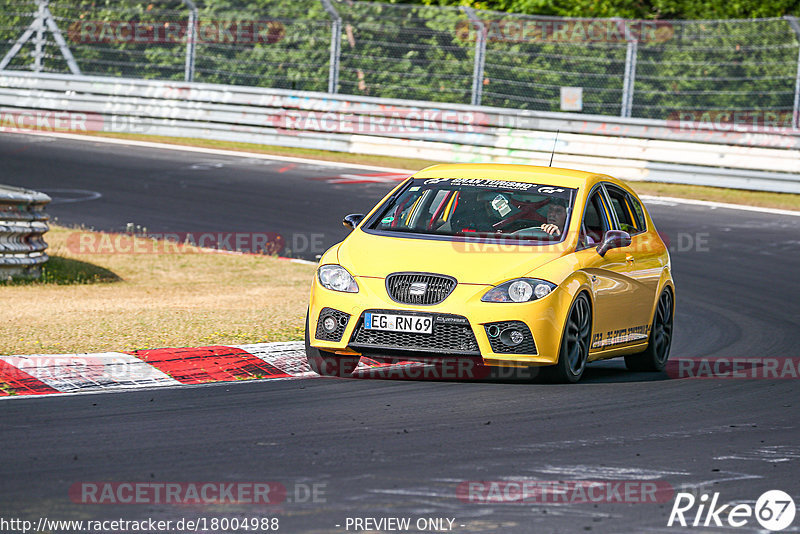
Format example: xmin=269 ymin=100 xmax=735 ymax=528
xmin=305 ymin=164 xmax=674 ymax=383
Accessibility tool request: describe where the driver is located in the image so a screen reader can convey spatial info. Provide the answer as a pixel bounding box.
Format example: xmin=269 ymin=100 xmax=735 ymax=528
xmin=541 ymin=201 xmax=567 ymax=236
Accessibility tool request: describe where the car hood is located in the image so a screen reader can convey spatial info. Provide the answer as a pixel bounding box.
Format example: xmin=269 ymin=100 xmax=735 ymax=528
xmin=337 ymin=230 xmax=565 ymax=285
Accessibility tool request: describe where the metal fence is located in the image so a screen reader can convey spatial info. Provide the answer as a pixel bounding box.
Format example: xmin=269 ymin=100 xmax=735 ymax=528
xmin=1 ymin=0 xmax=799 ymax=125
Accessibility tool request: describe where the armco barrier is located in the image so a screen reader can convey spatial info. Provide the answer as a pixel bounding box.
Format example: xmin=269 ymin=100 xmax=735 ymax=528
xmin=0 ymin=184 xmax=50 ymax=280
xmin=1 ymin=71 xmax=799 ymax=193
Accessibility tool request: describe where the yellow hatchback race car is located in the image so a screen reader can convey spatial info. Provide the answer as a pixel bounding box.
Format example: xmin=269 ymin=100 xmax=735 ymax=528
xmin=305 ymin=164 xmax=675 ymax=383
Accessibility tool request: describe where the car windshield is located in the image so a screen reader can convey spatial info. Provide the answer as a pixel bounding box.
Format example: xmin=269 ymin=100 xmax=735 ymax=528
xmin=366 ymin=178 xmax=576 ymax=243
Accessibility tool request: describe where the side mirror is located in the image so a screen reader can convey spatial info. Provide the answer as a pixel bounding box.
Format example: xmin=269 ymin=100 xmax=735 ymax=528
xmin=596 ymin=230 xmax=632 ymax=257
xmin=343 ymin=213 xmax=365 ymax=230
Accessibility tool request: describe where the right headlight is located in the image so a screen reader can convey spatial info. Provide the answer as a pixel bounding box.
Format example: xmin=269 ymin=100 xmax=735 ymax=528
xmin=481 ymin=278 xmax=556 ymax=303
xmin=318 ymin=264 xmax=359 ymax=293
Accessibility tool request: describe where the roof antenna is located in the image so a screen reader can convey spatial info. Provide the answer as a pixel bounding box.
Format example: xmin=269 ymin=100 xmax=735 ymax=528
xmin=548 ymin=129 xmax=560 ymax=167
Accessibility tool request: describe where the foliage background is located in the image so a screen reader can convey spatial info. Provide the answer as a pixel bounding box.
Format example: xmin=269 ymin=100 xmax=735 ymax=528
xmin=1 ymin=0 xmax=798 ymax=119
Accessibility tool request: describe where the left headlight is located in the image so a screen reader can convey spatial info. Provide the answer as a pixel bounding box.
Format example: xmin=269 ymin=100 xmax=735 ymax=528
xmin=318 ymin=265 xmax=359 ymax=293
xmin=481 ymin=278 xmax=556 ymax=303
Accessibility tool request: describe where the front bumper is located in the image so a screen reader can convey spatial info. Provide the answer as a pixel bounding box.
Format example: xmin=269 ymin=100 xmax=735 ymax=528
xmin=349 ymin=309 xmax=481 ymax=356
xmin=309 ymin=275 xmax=573 ymax=367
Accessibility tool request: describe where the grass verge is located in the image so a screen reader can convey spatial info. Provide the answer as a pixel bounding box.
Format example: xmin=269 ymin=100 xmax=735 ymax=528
xmin=1 ymin=225 xmax=314 ymax=355
xmin=77 ymin=131 xmax=800 ymax=212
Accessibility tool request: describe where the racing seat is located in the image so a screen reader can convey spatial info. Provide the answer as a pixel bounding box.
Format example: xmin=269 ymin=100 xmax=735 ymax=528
xmin=449 ymin=193 xmax=498 ymax=233
xmin=581 ymin=204 xmax=605 ymax=245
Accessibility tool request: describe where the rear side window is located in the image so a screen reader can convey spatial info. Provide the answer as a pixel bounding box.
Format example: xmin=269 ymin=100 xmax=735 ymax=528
xmin=605 ymin=185 xmax=646 ymax=235
xmin=579 ymin=190 xmax=610 ymax=248
xmin=628 ymin=195 xmax=647 ymax=232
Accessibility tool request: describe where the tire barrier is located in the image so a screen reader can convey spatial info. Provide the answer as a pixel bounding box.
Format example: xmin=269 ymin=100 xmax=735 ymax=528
xmin=0 ymin=184 xmax=50 ymax=280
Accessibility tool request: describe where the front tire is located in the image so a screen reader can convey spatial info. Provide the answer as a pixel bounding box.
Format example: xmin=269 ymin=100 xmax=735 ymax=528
xmin=542 ymin=293 xmax=592 ymax=383
xmin=625 ymin=288 xmax=674 ymax=372
xmin=305 ymin=312 xmax=360 ymax=377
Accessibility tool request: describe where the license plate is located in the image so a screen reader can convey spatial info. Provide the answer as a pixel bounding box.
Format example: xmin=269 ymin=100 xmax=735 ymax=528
xmin=364 ymin=313 xmax=433 ymax=334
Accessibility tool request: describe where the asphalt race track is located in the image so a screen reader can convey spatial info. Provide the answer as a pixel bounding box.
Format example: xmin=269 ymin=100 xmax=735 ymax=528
xmin=1 ymin=133 xmax=407 ymax=261
xmin=2 ymin=132 xmax=800 ymax=533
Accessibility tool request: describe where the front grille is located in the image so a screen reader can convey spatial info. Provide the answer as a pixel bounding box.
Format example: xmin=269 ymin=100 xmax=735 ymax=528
xmin=315 ymin=307 xmax=350 ymax=342
xmin=385 ymin=272 xmax=456 ymax=306
xmin=350 ymin=310 xmax=479 ymax=355
xmin=485 ymin=321 xmax=537 ymax=354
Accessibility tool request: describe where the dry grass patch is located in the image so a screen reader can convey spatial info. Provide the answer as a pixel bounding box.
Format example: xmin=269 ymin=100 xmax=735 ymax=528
xmin=1 ymin=226 xmax=315 ymax=355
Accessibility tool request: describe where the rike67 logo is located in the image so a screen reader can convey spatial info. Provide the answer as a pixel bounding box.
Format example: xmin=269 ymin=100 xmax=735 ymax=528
xmin=668 ymin=490 xmax=796 ymax=531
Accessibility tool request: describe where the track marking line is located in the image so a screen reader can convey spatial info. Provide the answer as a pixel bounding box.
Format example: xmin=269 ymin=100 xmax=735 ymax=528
xmin=311 ymin=172 xmax=410 ymax=184
xmin=639 ymin=195 xmax=800 ymax=217
xmin=6 ymin=130 xmax=798 ymax=217
xmin=8 ymin=131 xmax=799 ymax=216
xmin=6 ymin=130 xmax=414 ymax=173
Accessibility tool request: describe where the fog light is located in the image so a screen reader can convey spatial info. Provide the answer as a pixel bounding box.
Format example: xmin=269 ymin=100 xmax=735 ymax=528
xmin=500 ymin=328 xmax=524 ymax=346
xmin=322 ymin=316 xmax=337 ymax=332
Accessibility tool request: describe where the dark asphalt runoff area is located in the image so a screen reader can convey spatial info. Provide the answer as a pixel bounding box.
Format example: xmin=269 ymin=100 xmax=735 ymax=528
xmin=1 ymin=132 xmax=799 ymax=533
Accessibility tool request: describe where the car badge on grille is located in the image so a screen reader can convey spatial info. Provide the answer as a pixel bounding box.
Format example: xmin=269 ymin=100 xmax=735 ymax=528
xmin=409 ymin=282 xmax=428 ymax=296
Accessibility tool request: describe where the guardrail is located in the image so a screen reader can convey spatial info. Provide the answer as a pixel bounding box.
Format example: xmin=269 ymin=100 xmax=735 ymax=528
xmin=1 ymin=71 xmax=799 ymax=193
xmin=0 ymin=184 xmax=50 ymax=280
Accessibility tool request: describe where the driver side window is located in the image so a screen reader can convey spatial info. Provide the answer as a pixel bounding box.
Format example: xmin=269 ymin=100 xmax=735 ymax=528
xmin=579 ymin=191 xmax=610 ymax=249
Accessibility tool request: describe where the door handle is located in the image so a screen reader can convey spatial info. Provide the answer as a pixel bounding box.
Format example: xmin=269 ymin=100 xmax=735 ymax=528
xmin=625 ymin=254 xmax=635 ymax=263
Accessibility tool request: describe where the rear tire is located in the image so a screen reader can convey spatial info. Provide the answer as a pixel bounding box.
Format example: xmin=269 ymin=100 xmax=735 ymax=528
xmin=542 ymin=293 xmax=592 ymax=384
xmin=305 ymin=312 xmax=360 ymax=377
xmin=625 ymin=288 xmax=674 ymax=372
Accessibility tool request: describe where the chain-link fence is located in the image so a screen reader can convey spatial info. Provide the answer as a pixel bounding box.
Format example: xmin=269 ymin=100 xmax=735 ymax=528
xmin=1 ymin=0 xmax=799 ymax=124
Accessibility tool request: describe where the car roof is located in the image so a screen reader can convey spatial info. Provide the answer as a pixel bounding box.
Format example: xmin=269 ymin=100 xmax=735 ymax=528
xmin=412 ymin=163 xmax=616 ymax=189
